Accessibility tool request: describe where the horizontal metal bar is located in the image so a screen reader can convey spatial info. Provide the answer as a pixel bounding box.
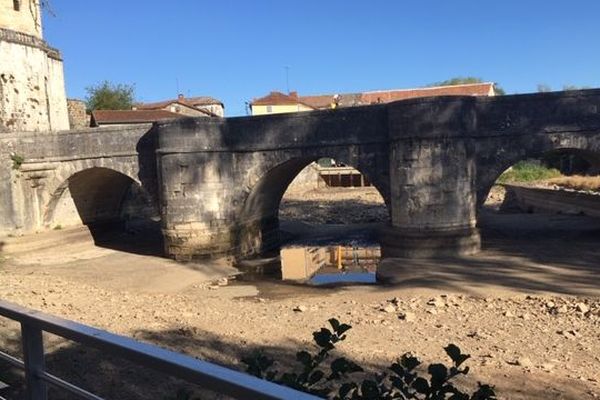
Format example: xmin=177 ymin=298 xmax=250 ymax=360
xmin=40 ymin=372 xmax=104 ymax=400
xmin=0 ymin=350 xmax=24 ymax=370
xmin=0 ymin=299 xmax=319 ymax=400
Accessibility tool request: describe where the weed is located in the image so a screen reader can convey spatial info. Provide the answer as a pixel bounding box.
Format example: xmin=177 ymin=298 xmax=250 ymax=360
xmin=10 ymin=153 xmax=24 ymax=170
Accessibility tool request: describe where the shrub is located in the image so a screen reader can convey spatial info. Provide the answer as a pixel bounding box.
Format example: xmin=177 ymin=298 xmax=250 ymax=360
xmin=242 ymin=318 xmax=497 ymax=399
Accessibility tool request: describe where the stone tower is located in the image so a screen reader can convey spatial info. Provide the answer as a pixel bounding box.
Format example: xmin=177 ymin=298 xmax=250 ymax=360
xmin=0 ymin=0 xmax=69 ymax=132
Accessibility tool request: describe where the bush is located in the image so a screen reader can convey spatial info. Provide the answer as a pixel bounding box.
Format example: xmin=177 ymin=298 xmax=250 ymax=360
xmin=242 ymin=318 xmax=497 ymax=399
xmin=497 ymin=161 xmax=561 ymax=183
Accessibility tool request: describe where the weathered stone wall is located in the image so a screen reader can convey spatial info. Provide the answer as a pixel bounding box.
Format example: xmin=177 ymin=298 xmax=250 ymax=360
xmin=0 ymin=28 xmax=69 ymax=133
xmin=0 ymin=124 xmax=156 ymax=235
xmin=286 ymin=162 xmax=321 ymax=192
xmin=156 ymin=89 xmax=600 ymax=260
xmin=0 ymin=0 xmax=42 ymax=38
xmin=156 ymin=107 xmax=391 ymax=259
xmin=67 ymin=99 xmax=89 ymax=129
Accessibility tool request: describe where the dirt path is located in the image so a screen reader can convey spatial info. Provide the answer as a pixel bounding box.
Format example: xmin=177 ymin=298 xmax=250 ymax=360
xmin=0 ymin=188 xmax=599 ymax=399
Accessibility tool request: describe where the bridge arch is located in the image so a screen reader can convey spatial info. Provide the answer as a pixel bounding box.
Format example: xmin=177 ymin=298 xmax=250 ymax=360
xmin=43 ymin=166 xmax=153 ymax=230
xmin=236 ymin=154 xmax=390 ymax=256
xmin=476 ymin=137 xmax=600 ymax=208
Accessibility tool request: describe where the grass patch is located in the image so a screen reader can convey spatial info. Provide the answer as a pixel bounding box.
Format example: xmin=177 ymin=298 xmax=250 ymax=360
xmin=497 ymin=161 xmax=561 ymax=183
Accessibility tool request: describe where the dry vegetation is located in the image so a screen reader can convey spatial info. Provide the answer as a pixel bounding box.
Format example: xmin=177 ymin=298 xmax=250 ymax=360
xmin=547 ymin=175 xmax=600 ymax=192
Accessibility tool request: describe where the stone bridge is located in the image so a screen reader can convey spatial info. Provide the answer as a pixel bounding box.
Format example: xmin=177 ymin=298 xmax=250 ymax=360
xmin=1 ymin=89 xmax=600 ymax=261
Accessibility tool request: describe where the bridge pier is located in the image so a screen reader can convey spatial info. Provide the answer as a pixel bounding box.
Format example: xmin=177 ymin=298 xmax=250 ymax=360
xmin=158 ymin=149 xmax=239 ymax=260
xmin=381 ymin=137 xmax=480 ymax=258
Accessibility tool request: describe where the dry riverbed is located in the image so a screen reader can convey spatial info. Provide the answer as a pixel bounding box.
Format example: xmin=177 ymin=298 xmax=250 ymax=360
xmin=0 ymin=187 xmax=599 ymax=399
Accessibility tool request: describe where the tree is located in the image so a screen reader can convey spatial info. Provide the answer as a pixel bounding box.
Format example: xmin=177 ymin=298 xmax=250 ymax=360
xmin=537 ymin=84 xmax=552 ymax=92
xmin=85 ymin=81 xmax=135 ymax=111
xmin=562 ymin=84 xmax=592 ymax=91
xmin=429 ymin=76 xmax=506 ymax=95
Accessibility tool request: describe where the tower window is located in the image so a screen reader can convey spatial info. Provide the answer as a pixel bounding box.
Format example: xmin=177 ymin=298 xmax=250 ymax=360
xmin=13 ymin=0 xmax=21 ymax=11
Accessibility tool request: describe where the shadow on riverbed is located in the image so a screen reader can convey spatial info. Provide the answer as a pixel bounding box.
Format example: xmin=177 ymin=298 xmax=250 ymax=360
xmin=0 ymin=322 xmax=591 ymax=400
xmin=378 ymin=211 xmax=600 ymax=296
xmin=86 ymin=219 xmax=165 ymax=257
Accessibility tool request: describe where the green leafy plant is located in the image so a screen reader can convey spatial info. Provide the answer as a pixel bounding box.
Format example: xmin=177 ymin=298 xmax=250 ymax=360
xmin=10 ymin=153 xmax=24 ymax=170
xmin=242 ymin=319 xmax=497 ymax=399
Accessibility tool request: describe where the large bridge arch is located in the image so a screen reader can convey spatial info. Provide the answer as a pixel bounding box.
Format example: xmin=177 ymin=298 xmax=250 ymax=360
xmin=41 ymin=159 xmax=144 ymax=228
xmin=236 ymin=152 xmax=391 ymax=256
xmin=43 ymin=166 xmax=141 ymax=228
xmin=475 ymin=131 xmax=600 ymax=208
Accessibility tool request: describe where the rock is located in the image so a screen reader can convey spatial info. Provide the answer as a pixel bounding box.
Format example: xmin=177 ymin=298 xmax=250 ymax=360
xmin=545 ymin=301 xmax=555 ymax=309
xmin=519 ymin=313 xmax=531 ymax=320
xmin=381 ymin=304 xmax=396 ymax=313
xmin=503 ymin=310 xmax=514 ymax=318
xmin=556 ymin=305 xmax=568 ymax=314
xmin=398 ymin=311 xmax=416 ymax=322
xmin=293 ymin=305 xmax=308 ymax=312
xmin=427 ymin=297 xmax=445 ymax=308
xmin=539 ymin=362 xmax=555 ymax=371
xmin=216 ymin=277 xmax=229 ymax=286
xmin=516 ymin=357 xmax=533 ymax=368
xmin=389 ymin=297 xmax=401 ymax=305
xmin=575 ymin=303 xmax=589 ymax=314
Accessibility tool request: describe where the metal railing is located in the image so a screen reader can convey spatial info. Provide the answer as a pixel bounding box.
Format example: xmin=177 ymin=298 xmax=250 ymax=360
xmin=0 ymin=299 xmax=319 ymax=400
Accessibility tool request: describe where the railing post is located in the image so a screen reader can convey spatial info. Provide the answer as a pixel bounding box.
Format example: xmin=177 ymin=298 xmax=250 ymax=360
xmin=21 ymin=323 xmax=47 ymax=400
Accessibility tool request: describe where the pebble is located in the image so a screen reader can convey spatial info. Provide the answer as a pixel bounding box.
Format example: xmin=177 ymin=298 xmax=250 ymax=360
xmin=427 ymin=297 xmax=446 ymax=308
xmin=515 ymin=357 xmax=533 ymax=368
xmin=381 ymin=304 xmax=396 ymax=313
xmin=293 ymin=305 xmax=308 ymax=312
xmin=575 ymin=303 xmax=589 ymax=314
xmin=398 ymin=311 xmax=416 ymax=322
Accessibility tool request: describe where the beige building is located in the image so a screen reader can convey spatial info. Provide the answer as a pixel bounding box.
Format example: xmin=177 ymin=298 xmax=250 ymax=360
xmin=135 ymin=94 xmax=224 ymax=117
xmin=0 ymin=0 xmax=70 ymax=132
xmin=250 ymin=91 xmax=314 ymax=115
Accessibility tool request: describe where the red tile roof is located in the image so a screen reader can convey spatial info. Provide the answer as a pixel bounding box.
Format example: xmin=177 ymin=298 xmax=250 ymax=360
xmin=136 ymin=95 xmax=223 ymax=110
xmin=91 ymin=110 xmax=183 ymax=125
xmin=360 ymin=82 xmax=495 ymax=104
xmin=251 ymin=91 xmax=314 ymax=108
xmin=252 ymin=83 xmax=495 ymax=109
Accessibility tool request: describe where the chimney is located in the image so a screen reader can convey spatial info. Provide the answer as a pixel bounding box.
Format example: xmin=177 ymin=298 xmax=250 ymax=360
xmin=178 ymin=94 xmax=184 ymax=101
xmin=289 ymin=91 xmax=298 ymax=99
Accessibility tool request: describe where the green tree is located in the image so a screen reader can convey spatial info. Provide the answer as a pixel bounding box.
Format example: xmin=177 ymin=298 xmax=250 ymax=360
xmin=429 ymin=76 xmax=506 ymax=95
xmin=85 ymin=81 xmax=135 ymax=111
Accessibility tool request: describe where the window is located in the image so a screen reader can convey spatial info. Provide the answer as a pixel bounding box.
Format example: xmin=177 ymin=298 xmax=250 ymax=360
xmin=266 ymin=105 xmax=273 ymax=113
xmin=13 ymin=0 xmax=20 ymax=11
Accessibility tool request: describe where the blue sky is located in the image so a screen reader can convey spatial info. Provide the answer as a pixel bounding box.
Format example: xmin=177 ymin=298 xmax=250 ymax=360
xmin=42 ymin=1 xmax=600 ymax=116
